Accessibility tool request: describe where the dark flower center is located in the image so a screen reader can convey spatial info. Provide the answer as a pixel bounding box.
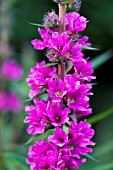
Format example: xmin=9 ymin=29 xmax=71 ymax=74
xmin=59 ymin=138 xmax=64 ymax=143
xmin=55 ymin=116 xmax=61 ymax=122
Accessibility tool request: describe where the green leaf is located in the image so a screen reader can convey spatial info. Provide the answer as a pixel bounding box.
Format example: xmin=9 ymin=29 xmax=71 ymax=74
xmin=63 ymin=125 xmax=69 ymax=134
xmin=85 ymin=154 xmax=99 ymax=162
xmin=24 ymin=129 xmax=54 ymax=145
xmin=90 ymin=49 xmax=113 ymax=70
xmin=3 ymin=159 xmax=29 ymax=170
xmin=35 ymin=129 xmax=54 ymax=141
xmin=24 ymin=135 xmax=38 ymax=145
xmin=70 ymin=114 xmax=77 ymax=122
xmin=2 ymin=152 xmax=27 ymax=166
xmin=87 ymin=107 xmax=113 ymax=124
xmin=27 ymin=21 xmax=44 ymax=27
xmin=94 ymin=139 xmax=113 ymax=157
xmin=38 ymin=93 xmax=49 ymax=100
xmin=92 ymin=162 xmax=113 ymax=170
xmin=21 ymin=98 xmax=33 ymax=103
xmin=3 ymin=159 xmax=20 ymax=170
xmin=41 ymin=63 xmax=57 ymax=67
xmin=82 ymin=46 xmax=99 ymax=51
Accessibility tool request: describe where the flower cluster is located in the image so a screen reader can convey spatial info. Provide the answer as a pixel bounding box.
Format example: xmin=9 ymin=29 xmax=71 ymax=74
xmin=27 ymin=121 xmax=95 ymax=170
xmin=1 ymin=59 xmax=23 ymax=81
xmin=0 ymin=59 xmax=23 ymax=113
xmin=24 ymin=2 xmax=96 ymax=170
xmin=0 ymin=91 xmax=22 ymax=113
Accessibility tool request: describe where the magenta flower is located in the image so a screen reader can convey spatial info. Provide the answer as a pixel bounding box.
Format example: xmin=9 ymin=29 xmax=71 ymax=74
xmin=66 ymin=44 xmax=83 ymax=62
xmin=27 ymin=139 xmax=66 ymax=170
xmin=1 ymin=59 xmax=23 ymax=81
xmin=46 ymin=102 xmax=70 ymax=127
xmin=32 ymin=28 xmax=74 ymax=62
xmin=69 ymin=121 xmax=95 ymax=156
xmin=48 ymin=127 xmax=68 ymax=147
xmin=26 ymin=60 xmax=56 ymax=98
xmin=77 ymin=36 xmax=91 ymax=46
xmin=26 ymin=139 xmax=50 ymax=169
xmin=0 ymin=92 xmax=7 ymax=112
xmin=24 ymin=100 xmax=47 ymax=134
xmin=47 ymin=79 xmax=67 ymax=102
xmin=73 ymin=59 xmax=96 ymax=82
xmin=31 ymin=28 xmax=50 ymax=50
xmin=0 ymin=91 xmax=21 ymax=113
xmin=6 ymin=92 xmax=22 ymax=113
xmin=48 ymin=32 xmax=73 ymax=56
xmin=46 ymin=31 xmax=74 ymax=62
xmin=65 ymin=12 xmax=87 ymax=34
xmin=65 ymin=74 xmax=92 ymax=111
xmin=74 ymin=108 xmax=92 ymax=118
xmin=60 ymin=148 xmax=86 ymax=169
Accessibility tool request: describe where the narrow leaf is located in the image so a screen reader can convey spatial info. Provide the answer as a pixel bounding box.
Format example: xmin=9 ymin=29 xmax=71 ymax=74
xmin=24 ymin=129 xmax=54 ymax=145
xmin=85 ymin=154 xmax=99 ymax=162
xmin=24 ymin=135 xmax=38 ymax=145
xmin=42 ymin=63 xmax=57 ymax=67
xmin=82 ymin=46 xmax=99 ymax=51
xmin=27 ymin=21 xmax=44 ymax=27
xmin=87 ymin=107 xmax=113 ymax=124
xmin=21 ymin=98 xmax=33 ymax=103
xmin=90 ymin=49 xmax=113 ymax=70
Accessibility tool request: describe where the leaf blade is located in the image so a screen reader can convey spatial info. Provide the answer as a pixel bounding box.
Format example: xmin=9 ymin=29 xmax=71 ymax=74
xmin=90 ymin=49 xmax=113 ymax=70
xmin=87 ymin=107 xmax=113 ymax=124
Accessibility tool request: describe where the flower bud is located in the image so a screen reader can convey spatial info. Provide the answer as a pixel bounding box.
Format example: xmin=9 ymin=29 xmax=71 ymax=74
xmin=67 ymin=0 xmax=81 ymax=11
xmin=43 ymin=10 xmax=59 ymax=28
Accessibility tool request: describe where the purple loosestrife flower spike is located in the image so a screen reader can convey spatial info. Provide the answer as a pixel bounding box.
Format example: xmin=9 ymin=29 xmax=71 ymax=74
xmin=24 ymin=1 xmax=96 ymax=169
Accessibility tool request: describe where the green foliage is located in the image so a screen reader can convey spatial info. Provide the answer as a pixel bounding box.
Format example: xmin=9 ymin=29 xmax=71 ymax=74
xmin=27 ymin=21 xmax=44 ymax=27
xmin=92 ymin=162 xmax=113 ymax=170
xmin=90 ymin=50 xmax=113 ymax=70
xmin=82 ymin=46 xmax=99 ymax=51
xmin=87 ymin=107 xmax=113 ymax=124
xmin=2 ymin=152 xmax=27 ymax=167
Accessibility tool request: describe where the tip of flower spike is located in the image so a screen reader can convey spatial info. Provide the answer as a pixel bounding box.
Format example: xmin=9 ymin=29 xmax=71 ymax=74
xmin=67 ymin=0 xmax=81 ymax=12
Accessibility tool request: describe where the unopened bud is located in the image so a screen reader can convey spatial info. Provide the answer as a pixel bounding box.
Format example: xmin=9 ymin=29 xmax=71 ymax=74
xmin=43 ymin=10 xmax=59 ymax=28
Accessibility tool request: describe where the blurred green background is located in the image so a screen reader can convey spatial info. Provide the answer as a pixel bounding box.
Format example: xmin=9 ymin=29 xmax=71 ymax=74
xmin=0 ymin=0 xmax=113 ymax=170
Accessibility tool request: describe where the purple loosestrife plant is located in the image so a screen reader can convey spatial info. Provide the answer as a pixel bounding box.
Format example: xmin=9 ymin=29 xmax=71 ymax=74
xmin=24 ymin=0 xmax=96 ymax=169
